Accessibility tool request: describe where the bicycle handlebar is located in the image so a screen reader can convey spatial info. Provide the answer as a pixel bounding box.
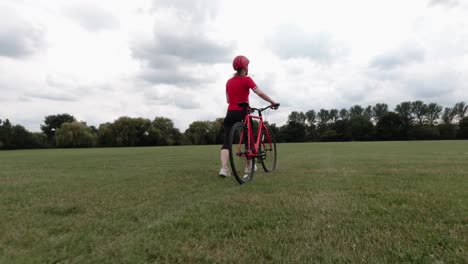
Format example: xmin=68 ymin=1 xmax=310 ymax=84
xmin=237 ymin=102 xmax=280 ymax=113
xmin=256 ymin=103 xmax=280 ymax=112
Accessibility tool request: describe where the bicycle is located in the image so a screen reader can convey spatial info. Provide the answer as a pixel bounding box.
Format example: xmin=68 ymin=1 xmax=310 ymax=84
xmin=228 ymin=102 xmax=280 ymax=184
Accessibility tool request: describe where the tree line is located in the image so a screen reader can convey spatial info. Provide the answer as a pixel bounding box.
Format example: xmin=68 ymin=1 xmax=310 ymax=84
xmin=0 ymin=114 xmax=225 ymax=149
xmin=276 ymin=101 xmax=468 ymax=142
xmin=1 ymin=100 xmax=467 ymax=150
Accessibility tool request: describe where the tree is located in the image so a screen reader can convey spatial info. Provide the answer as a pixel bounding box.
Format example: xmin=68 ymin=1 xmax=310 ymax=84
xmin=184 ymin=121 xmax=220 ymax=145
xmin=304 ymin=110 xmax=318 ymax=141
xmin=349 ymin=105 xmax=364 ymax=118
xmin=321 ymin=119 xmax=352 ymax=141
xmin=305 ymin=123 xmax=318 ymax=142
xmin=97 ymin=123 xmax=115 ymax=146
xmin=208 ymin=120 xmax=223 ymax=145
xmin=438 ymin=123 xmax=457 ymax=140
xmin=89 ymin=125 xmax=99 ymax=135
xmin=372 ymin=103 xmax=389 ymax=124
xmin=111 ymin=117 xmax=152 ymax=146
xmin=349 ymin=116 xmax=375 ymax=141
xmin=151 ymin=117 xmax=182 ymax=146
xmin=266 ymin=122 xmax=281 ymax=142
xmin=375 ymin=112 xmax=405 ymax=140
xmin=305 ymin=110 xmax=316 ymax=126
xmin=457 ymin=117 xmax=468 ymax=139
xmin=31 ymin=132 xmax=48 ymax=148
xmin=339 ymin=108 xmax=350 ymax=120
xmin=329 ymin=109 xmax=339 ymax=123
xmin=279 ymin=111 xmax=308 ymax=142
xmin=411 ymin=100 xmax=428 ymax=125
xmin=395 ymin=102 xmax=413 ymax=127
xmin=279 ymin=121 xmax=306 ymax=142
xmin=454 ymin=101 xmax=468 ymax=120
xmin=11 ymin=125 xmax=38 ymax=149
xmin=287 ymin=111 xmax=307 ymax=125
xmin=438 ymin=104 xmax=462 ymax=138
xmin=363 ymin=105 xmax=373 ymax=122
xmin=408 ymin=125 xmax=440 ymax=140
xmin=426 ymin=103 xmax=443 ymax=126
xmin=41 ymin=114 xmax=76 ymax=145
xmin=1 ymin=119 xmax=40 ymax=149
xmin=214 ymin=118 xmax=225 ymax=144
xmin=441 ymin=107 xmax=457 ymax=124
xmin=56 ymin=122 xmax=96 ymax=148
xmin=0 ymin=119 xmax=12 ymax=148
xmin=317 ymin=109 xmax=330 ymax=128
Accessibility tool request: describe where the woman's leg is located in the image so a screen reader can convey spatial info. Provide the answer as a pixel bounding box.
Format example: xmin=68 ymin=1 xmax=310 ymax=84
xmin=220 ymin=123 xmax=231 ymax=169
xmin=219 ymin=122 xmax=232 ymax=177
xmin=220 ymin=149 xmax=229 ymax=168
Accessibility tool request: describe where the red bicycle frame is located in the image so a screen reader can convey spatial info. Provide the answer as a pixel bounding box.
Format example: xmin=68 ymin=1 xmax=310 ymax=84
xmin=238 ymin=107 xmax=274 ymax=160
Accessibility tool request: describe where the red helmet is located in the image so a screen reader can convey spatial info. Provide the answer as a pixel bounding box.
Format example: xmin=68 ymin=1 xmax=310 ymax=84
xmin=232 ymin=55 xmax=249 ymax=71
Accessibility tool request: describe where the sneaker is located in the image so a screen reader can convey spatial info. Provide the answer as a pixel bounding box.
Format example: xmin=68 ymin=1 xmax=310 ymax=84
xmin=244 ymin=164 xmax=258 ymax=173
xmin=219 ymin=167 xmax=231 ymax=177
xmin=243 ymin=164 xmax=257 ymax=179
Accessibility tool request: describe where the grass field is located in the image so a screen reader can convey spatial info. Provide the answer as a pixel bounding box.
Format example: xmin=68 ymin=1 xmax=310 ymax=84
xmin=1 ymin=141 xmax=467 ymax=263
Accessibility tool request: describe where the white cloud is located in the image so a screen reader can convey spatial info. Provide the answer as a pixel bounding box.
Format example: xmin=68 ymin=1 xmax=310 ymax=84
xmin=428 ymin=0 xmax=461 ymax=7
xmin=131 ymin=0 xmax=235 ymax=87
xmin=0 ymin=0 xmax=467 ymax=132
xmin=370 ymin=42 xmax=426 ymax=70
xmin=0 ymin=6 xmax=45 ymax=58
xmin=151 ymin=0 xmax=220 ymax=23
xmin=63 ymin=3 xmax=120 ymax=32
xmin=266 ymin=25 xmax=349 ymax=65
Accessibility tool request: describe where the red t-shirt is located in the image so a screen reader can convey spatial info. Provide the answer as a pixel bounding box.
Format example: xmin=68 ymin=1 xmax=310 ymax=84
xmin=226 ymin=76 xmax=258 ymax=111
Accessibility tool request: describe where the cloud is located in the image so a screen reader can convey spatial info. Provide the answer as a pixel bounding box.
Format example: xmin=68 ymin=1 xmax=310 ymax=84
xmin=151 ymin=0 xmax=219 ymax=23
xmin=131 ymin=1 xmax=234 ymax=86
xmin=133 ymin=32 xmax=233 ymax=66
xmin=366 ymin=61 xmax=462 ymax=106
xmin=428 ymin=0 xmax=460 ymax=7
xmin=143 ymin=85 xmax=174 ymax=105
xmin=143 ymin=85 xmax=200 ymax=109
xmin=63 ymin=3 xmax=120 ymax=32
xmin=0 ymin=8 xmax=45 ymax=58
xmin=370 ymin=43 xmax=425 ymax=70
xmin=0 ymin=78 xmax=17 ymax=102
xmin=2 ymin=0 xmax=467 ymax=133
xmin=174 ymin=96 xmax=200 ymax=110
xmin=132 ymin=33 xmax=233 ymax=86
xmin=266 ymin=25 xmax=348 ymax=64
xmin=403 ymin=67 xmax=461 ymax=99
xmin=137 ymin=67 xmax=199 ymax=85
xmin=21 ymin=74 xmax=112 ymax=102
xmin=23 ymin=93 xmax=78 ymax=102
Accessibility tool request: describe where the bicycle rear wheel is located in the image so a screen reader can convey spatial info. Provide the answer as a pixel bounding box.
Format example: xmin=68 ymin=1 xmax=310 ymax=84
xmin=259 ymin=125 xmax=277 ymax=172
xmin=229 ymin=122 xmax=255 ymax=184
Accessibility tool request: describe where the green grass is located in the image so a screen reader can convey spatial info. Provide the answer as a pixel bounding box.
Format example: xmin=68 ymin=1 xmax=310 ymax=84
xmin=0 ymin=141 xmax=467 ymax=263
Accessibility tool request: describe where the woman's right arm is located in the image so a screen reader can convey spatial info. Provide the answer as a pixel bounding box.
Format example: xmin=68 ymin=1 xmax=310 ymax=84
xmin=254 ymin=87 xmax=277 ymax=106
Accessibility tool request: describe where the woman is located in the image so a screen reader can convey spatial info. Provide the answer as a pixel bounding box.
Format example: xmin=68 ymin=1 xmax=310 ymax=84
xmin=219 ymin=55 xmax=279 ymax=177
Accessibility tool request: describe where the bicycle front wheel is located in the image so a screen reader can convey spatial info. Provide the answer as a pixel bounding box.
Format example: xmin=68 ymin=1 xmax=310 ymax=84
xmin=259 ymin=125 xmax=277 ymax=172
xmin=229 ymin=122 xmax=255 ymax=184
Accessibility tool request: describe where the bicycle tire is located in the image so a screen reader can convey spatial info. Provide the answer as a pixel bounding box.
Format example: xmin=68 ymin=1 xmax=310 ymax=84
xmin=228 ymin=122 xmax=255 ymax=184
xmin=259 ymin=124 xmax=277 ymax=172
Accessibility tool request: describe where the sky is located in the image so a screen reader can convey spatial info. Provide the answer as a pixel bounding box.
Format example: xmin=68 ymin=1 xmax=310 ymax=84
xmin=1 ymin=0 xmax=467 ymax=132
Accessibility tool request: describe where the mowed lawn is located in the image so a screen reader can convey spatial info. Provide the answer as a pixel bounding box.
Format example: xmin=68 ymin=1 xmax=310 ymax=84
xmin=0 ymin=141 xmax=467 ymax=263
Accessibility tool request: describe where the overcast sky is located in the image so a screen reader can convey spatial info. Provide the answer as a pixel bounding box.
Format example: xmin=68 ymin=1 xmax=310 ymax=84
xmin=1 ymin=0 xmax=467 ymax=132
